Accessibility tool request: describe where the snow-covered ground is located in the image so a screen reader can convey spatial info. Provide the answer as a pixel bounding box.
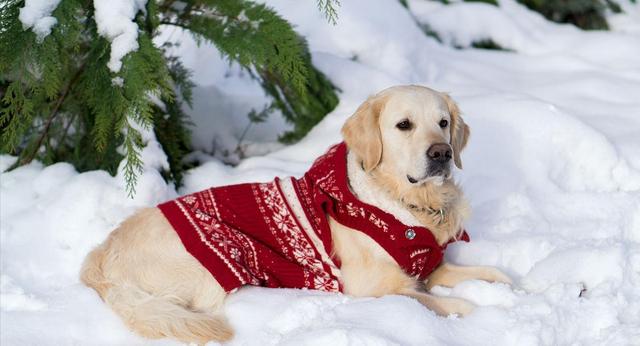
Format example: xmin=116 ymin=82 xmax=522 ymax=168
xmin=3 ymin=0 xmax=640 ymax=344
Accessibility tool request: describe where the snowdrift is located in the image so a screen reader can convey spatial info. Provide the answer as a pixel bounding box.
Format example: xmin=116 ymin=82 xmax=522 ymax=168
xmin=2 ymin=0 xmax=640 ymax=345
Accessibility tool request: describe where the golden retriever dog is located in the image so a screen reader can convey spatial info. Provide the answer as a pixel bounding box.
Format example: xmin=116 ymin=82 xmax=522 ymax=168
xmin=80 ymin=85 xmax=511 ymax=344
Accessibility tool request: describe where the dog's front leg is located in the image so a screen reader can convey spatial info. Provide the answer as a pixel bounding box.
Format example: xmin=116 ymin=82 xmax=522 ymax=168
xmin=399 ymin=287 xmax=475 ymax=317
xmin=425 ymin=262 xmax=512 ymax=290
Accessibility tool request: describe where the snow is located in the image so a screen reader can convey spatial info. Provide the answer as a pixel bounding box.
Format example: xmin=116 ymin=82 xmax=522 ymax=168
xmin=19 ymin=0 xmax=147 ymax=73
xmin=18 ymin=0 xmax=62 ymax=40
xmin=93 ymin=0 xmax=148 ymax=73
xmin=3 ymin=0 xmax=640 ymax=345
xmin=154 ymin=27 xmax=290 ymax=163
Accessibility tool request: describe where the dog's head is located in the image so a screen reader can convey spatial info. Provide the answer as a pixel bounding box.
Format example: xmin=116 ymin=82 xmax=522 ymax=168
xmin=342 ymin=85 xmax=470 ymax=187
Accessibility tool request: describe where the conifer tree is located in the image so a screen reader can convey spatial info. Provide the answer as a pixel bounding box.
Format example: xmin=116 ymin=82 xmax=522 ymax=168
xmin=0 ymin=0 xmax=340 ymax=196
xmin=517 ymin=0 xmax=626 ymax=30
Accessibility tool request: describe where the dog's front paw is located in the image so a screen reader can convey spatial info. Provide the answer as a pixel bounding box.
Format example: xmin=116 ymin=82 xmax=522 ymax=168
xmin=431 ymin=296 xmax=475 ymax=317
xmin=483 ymin=268 xmax=513 ymax=286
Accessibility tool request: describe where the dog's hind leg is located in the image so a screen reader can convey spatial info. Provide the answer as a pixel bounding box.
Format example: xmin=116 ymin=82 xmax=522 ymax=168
xmin=81 ymin=208 xmax=233 ymax=344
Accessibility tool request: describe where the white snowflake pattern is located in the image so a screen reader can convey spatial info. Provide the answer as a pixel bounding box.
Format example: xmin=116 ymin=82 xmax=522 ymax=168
xmin=257 ymin=181 xmax=331 ymax=290
xmin=411 ymin=256 xmax=427 ymax=276
xmin=183 ymin=195 xmax=196 ymax=204
xmin=313 ymin=275 xmax=339 ymax=292
xmin=195 ymin=209 xmax=211 ymax=221
xmin=368 ymin=214 xmax=389 ymax=232
xmin=229 ymin=247 xmax=240 ymax=260
xmin=202 ymin=220 xmax=223 ymax=235
xmin=346 ymin=203 xmax=366 ymax=218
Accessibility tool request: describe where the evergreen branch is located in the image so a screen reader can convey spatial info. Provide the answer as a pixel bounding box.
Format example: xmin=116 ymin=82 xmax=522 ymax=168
xmin=158 ymin=20 xmax=189 ymax=30
xmin=16 ymin=63 xmax=85 ymax=167
xmin=161 ymin=0 xmax=309 ymax=95
xmin=316 ymin=0 xmax=340 ymax=25
xmin=121 ymin=118 xmax=144 ymax=198
xmin=1 ymin=0 xmax=339 ymax=197
xmin=56 ymin=110 xmax=77 ymax=156
xmin=236 ymin=104 xmax=273 ymax=156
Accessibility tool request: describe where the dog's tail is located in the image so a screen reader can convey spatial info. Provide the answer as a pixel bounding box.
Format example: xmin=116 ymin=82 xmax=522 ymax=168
xmin=102 ymin=284 xmax=233 ymax=343
xmin=80 ymin=244 xmax=233 ymax=344
xmin=80 ymin=243 xmax=113 ymax=298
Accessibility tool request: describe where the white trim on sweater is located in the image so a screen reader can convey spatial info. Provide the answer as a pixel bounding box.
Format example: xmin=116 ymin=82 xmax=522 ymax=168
xmin=279 ymin=177 xmax=342 ymax=280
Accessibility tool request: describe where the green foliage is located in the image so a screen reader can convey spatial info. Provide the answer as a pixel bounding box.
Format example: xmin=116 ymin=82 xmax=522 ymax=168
xmin=152 ymin=54 xmax=194 ymax=184
xmin=234 ymin=103 xmax=274 ymax=159
xmin=258 ymin=39 xmax=339 ymax=143
xmin=429 ymin=0 xmax=498 ymax=5
xmin=416 ymin=22 xmax=513 ymax=52
xmin=419 ymin=0 xmax=626 ymax=31
xmin=1 ymin=0 xmax=340 ymax=196
xmin=417 ymin=23 xmax=442 ymax=44
xmin=464 ymin=0 xmax=498 ymax=5
xmin=470 ymin=39 xmax=513 ymax=51
xmin=414 ymin=0 xmax=627 ymax=52
xmin=516 ymin=0 xmax=626 ymax=30
xmin=317 ymin=0 xmax=341 ymax=24
xmin=165 ymin=0 xmax=309 ymax=94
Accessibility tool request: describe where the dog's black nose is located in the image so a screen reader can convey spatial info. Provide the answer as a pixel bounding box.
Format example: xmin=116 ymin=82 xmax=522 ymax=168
xmin=427 ymin=143 xmax=452 ymax=164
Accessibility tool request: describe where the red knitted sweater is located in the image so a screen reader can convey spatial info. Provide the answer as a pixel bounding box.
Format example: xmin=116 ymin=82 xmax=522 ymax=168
xmin=158 ymin=142 xmax=469 ymax=293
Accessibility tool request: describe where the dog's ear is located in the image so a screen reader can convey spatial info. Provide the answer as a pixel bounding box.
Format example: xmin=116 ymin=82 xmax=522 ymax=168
xmin=443 ymin=93 xmax=470 ymax=169
xmin=341 ymin=96 xmax=384 ymax=172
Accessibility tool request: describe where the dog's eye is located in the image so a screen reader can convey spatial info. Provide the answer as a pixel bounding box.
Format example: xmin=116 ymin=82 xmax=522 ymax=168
xmin=396 ymin=119 xmax=412 ymax=131
xmin=439 ymin=119 xmax=449 ymax=128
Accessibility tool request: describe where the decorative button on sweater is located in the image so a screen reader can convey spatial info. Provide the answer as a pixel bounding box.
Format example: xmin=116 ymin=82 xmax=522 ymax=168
xmin=405 ymin=229 xmax=416 ymax=240
xmin=158 ymin=142 xmax=469 ymax=293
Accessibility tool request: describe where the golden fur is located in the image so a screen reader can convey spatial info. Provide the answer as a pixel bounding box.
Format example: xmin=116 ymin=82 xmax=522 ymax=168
xmin=80 ymin=208 xmax=232 ymax=343
xmin=369 ymin=170 xmax=469 ymax=245
xmin=81 ymin=85 xmax=511 ymax=344
xmin=342 ymin=86 xmax=471 ymax=245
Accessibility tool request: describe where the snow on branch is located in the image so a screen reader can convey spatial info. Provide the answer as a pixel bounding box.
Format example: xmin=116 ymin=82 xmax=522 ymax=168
xmin=18 ymin=0 xmax=62 ymax=40
xmin=93 ymin=0 xmax=147 ymax=73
